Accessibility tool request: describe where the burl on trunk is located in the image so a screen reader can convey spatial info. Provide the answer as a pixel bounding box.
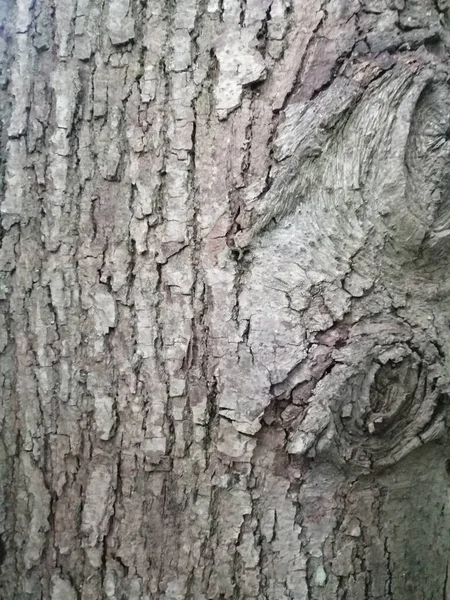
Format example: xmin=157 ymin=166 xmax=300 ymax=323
xmin=0 ymin=0 xmax=450 ymax=599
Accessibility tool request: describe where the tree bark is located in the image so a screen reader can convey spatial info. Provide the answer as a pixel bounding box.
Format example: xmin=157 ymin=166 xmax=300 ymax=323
xmin=1 ymin=0 xmax=450 ymax=598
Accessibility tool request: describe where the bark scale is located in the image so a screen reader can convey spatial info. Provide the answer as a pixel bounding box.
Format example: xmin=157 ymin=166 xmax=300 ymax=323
xmin=1 ymin=0 xmax=450 ymax=598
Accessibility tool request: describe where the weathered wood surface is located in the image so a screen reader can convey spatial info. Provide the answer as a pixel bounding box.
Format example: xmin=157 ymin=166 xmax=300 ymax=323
xmin=1 ymin=0 xmax=450 ymax=598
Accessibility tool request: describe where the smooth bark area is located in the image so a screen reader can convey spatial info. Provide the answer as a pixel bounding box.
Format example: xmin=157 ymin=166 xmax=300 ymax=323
xmin=1 ymin=0 xmax=450 ymax=598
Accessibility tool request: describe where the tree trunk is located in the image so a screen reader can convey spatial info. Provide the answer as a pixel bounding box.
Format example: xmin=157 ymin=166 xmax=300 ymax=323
xmin=1 ymin=0 xmax=450 ymax=598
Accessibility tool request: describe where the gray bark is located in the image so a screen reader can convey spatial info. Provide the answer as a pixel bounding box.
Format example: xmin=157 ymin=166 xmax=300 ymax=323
xmin=1 ymin=0 xmax=450 ymax=598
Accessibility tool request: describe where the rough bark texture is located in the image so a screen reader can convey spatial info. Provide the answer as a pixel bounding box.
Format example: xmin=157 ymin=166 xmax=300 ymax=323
xmin=1 ymin=0 xmax=450 ymax=598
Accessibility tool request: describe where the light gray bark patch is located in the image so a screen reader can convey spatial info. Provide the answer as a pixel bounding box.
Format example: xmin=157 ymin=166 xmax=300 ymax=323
xmin=81 ymin=456 xmax=117 ymax=548
xmin=214 ymin=28 xmax=267 ymax=119
xmin=108 ymin=0 xmax=135 ymax=46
